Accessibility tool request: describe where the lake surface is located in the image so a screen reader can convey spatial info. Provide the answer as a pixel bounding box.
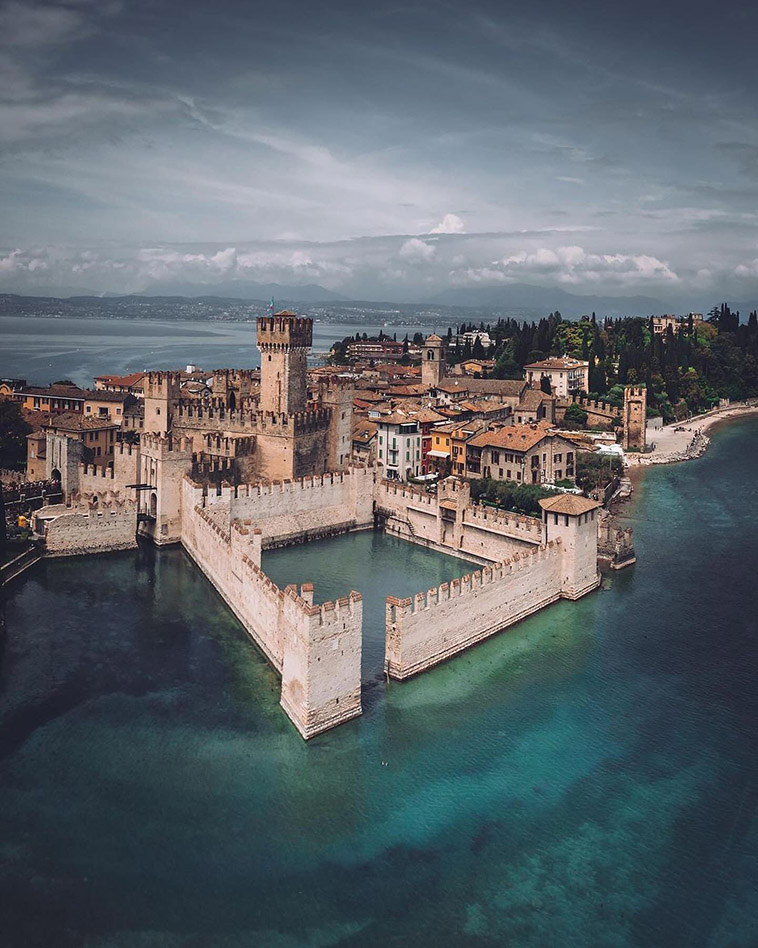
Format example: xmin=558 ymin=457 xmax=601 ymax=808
xmin=0 ymin=315 xmax=424 ymax=388
xmin=1 ymin=419 xmax=758 ymax=947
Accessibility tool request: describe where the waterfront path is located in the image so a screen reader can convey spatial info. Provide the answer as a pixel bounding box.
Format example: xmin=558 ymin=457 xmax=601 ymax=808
xmin=629 ymin=401 xmax=758 ymax=467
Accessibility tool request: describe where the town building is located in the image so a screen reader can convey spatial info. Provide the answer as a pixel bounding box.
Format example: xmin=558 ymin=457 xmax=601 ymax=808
xmin=93 ymin=372 xmax=146 ymax=396
xmin=376 ymin=414 xmax=422 ymax=480
xmin=464 ymin=424 xmax=577 ymax=484
xmin=524 ymin=356 xmax=589 ymax=398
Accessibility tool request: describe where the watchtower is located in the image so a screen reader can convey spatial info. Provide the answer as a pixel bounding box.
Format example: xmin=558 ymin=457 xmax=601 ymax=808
xmin=144 ymin=371 xmax=182 ymax=436
xmin=539 ymin=494 xmax=601 ymax=599
xmin=622 ymin=385 xmax=647 ymax=452
xmin=421 ymin=333 xmax=445 ymax=388
xmin=257 ymin=311 xmax=313 ymax=415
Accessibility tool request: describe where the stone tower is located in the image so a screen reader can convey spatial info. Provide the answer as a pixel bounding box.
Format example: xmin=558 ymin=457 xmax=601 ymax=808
xmin=257 ymin=311 xmax=312 ymax=415
xmin=622 ymin=385 xmax=647 ymax=451
xmin=316 ymin=376 xmax=354 ymax=472
xmin=539 ymin=494 xmax=601 ymax=599
xmin=421 ymin=333 xmax=445 ymax=388
xmin=144 ymin=371 xmax=182 ymax=436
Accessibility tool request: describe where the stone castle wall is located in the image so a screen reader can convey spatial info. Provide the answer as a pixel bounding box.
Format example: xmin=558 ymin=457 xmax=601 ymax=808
xmin=385 ymin=542 xmax=564 ymax=679
xmin=181 ymin=499 xmax=363 ymax=738
xmin=198 ymin=467 xmax=378 ymax=548
xmin=41 ymin=499 xmax=138 ymax=557
xmin=78 ymin=442 xmax=139 ymax=498
xmin=376 ymin=480 xmax=543 ymax=563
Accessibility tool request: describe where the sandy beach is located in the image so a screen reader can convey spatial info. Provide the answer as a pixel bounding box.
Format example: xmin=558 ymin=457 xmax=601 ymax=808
xmin=627 ymin=401 xmax=758 ymax=467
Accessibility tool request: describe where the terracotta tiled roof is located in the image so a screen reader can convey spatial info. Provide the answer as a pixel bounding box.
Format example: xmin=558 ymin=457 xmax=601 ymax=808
xmin=467 ymin=424 xmax=559 ymax=452
xmin=93 ymin=372 xmax=145 ymax=387
xmin=539 ymin=494 xmax=600 ymax=516
xmin=21 ymin=384 xmax=87 ymax=399
xmin=83 ymin=390 xmax=131 ymax=402
xmin=47 ymin=412 xmax=119 ymax=432
xmin=518 ymin=389 xmax=555 ymax=410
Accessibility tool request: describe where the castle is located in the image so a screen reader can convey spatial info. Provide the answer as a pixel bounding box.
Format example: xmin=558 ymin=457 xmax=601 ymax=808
xmin=31 ymin=312 xmax=603 ymax=739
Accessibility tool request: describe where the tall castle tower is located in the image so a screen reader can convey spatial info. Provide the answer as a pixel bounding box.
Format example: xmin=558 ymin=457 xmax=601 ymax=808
xmin=422 ymin=333 xmax=445 ymax=388
xmin=144 ymin=371 xmax=182 ymax=436
xmin=622 ymin=385 xmax=647 ymax=452
xmin=257 ymin=311 xmax=312 ymax=415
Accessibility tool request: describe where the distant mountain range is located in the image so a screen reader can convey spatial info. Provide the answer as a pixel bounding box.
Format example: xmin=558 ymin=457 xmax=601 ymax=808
xmin=2 ymin=283 xmax=754 ymax=321
xmin=428 ymin=283 xmax=670 ymax=318
xmin=136 ymin=280 xmax=349 ymax=303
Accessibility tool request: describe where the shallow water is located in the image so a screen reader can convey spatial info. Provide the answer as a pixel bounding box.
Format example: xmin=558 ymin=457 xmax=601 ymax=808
xmin=1 ymin=419 xmax=757 ymax=947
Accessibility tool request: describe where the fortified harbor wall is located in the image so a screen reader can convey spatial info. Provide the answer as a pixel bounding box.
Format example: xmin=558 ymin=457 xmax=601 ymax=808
xmin=181 ymin=499 xmax=363 ymax=739
xmin=35 ymin=496 xmax=138 ymax=557
xmin=385 ymin=501 xmax=600 ymax=679
xmin=377 ymin=479 xmax=543 ymax=564
xmin=30 ymin=457 xmax=601 ymax=739
xmin=196 ymin=466 xmax=377 ymax=548
xmin=386 ymin=543 xmax=563 ymax=679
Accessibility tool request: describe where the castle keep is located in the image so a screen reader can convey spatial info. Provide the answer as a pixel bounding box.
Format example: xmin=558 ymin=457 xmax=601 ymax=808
xmin=31 ymin=312 xmax=602 ymax=739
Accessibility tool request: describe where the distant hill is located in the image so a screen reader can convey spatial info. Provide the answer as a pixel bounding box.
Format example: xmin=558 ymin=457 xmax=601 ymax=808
xmin=137 ymin=280 xmax=348 ymax=303
xmin=429 ymin=283 xmax=669 ymax=318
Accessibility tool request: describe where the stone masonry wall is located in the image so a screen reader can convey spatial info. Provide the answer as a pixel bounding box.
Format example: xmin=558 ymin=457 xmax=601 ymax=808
xmin=181 ymin=500 xmax=363 ymax=738
xmin=200 ymin=467 xmax=377 ymax=548
xmin=43 ymin=504 xmax=138 ymax=557
xmin=385 ymin=541 xmax=564 ymax=679
xmin=377 ymin=480 xmax=543 ymax=563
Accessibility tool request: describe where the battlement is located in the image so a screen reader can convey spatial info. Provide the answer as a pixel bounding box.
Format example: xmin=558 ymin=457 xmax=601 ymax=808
xmin=192 ymin=502 xmax=360 ymax=629
xmin=204 ymin=465 xmax=377 ymax=503
xmin=558 ymin=393 xmax=619 ymax=417
xmin=256 ymin=313 xmax=313 ymax=349
xmin=624 ymin=385 xmax=647 ymax=397
xmin=202 ymin=433 xmax=256 ymax=457
xmin=145 ymin=371 xmax=183 ymax=394
xmin=379 ymin=478 xmax=431 ymax=502
xmin=466 ymin=503 xmax=544 ymax=540
xmin=386 ymin=540 xmax=560 ymax=622
xmin=174 ymin=401 xmax=258 ymax=426
xmin=211 ymin=368 xmax=259 ymax=381
xmin=141 ymin=433 xmax=194 ymax=456
xmin=256 ymin=408 xmax=331 ymax=434
xmin=68 ymin=489 xmax=134 ymax=511
xmin=80 ymin=462 xmax=115 ymax=479
xmin=116 ymin=442 xmax=136 ymax=457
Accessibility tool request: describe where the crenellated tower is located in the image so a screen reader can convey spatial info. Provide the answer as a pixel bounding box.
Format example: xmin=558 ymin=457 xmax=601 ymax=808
xmin=622 ymin=385 xmax=647 ymax=452
xmin=144 ymin=371 xmax=182 ymax=436
xmin=256 ymin=311 xmax=312 ymax=415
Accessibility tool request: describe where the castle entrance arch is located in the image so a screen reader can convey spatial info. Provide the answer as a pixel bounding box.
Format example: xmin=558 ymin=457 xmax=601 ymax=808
xmin=149 ymin=492 xmax=157 ymax=519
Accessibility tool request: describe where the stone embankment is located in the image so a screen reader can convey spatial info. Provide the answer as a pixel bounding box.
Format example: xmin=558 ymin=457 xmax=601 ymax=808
xmin=632 ymin=430 xmax=710 ymax=467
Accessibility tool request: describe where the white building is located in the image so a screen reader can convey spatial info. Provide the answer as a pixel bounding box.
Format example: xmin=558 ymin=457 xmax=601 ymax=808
xmin=376 ymin=414 xmax=422 ymax=481
xmin=524 ymin=356 xmax=589 ymax=398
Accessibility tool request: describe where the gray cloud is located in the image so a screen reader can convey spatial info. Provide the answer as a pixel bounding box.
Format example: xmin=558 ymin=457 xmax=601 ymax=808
xmin=0 ymin=0 xmax=756 ymax=302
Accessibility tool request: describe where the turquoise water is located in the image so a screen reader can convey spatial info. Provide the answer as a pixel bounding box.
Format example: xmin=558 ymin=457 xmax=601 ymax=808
xmin=1 ymin=419 xmax=757 ymax=946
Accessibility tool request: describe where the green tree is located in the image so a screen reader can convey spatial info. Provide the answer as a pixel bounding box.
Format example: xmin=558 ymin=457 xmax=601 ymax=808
xmin=563 ymin=403 xmax=588 ymax=429
xmin=0 ymin=400 xmax=32 ymax=470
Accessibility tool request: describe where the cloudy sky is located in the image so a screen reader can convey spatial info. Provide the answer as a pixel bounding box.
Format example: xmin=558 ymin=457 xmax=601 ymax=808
xmin=1 ymin=0 xmax=757 ymax=305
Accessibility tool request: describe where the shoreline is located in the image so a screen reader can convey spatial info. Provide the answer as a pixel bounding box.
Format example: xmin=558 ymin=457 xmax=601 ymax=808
xmin=626 ymin=402 xmax=758 ymax=469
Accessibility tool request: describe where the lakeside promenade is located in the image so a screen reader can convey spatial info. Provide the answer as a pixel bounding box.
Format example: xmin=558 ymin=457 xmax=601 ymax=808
xmin=627 ymin=400 xmax=758 ymax=467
